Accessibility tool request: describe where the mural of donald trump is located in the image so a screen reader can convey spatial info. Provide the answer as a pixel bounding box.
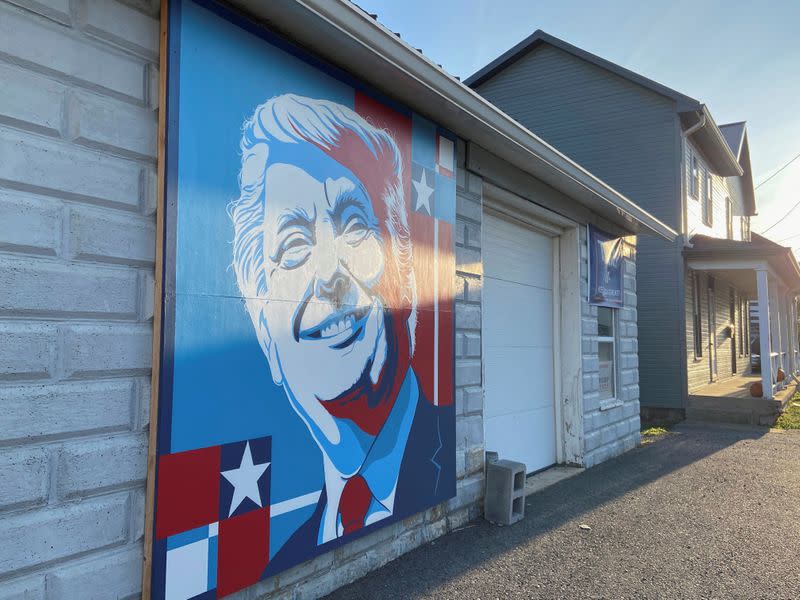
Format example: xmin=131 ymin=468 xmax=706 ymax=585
xmin=229 ymin=94 xmax=454 ymax=570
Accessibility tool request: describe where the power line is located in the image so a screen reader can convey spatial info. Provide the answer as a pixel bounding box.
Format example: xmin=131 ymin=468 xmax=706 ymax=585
xmin=754 ymin=151 xmax=800 ymax=235
xmin=755 ymin=151 xmax=800 ymax=190
xmin=777 ymin=232 xmax=800 ymax=243
xmin=760 ymin=196 xmax=800 ymax=235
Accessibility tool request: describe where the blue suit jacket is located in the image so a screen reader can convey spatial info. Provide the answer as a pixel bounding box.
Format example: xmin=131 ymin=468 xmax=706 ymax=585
xmin=264 ymin=393 xmax=455 ymax=576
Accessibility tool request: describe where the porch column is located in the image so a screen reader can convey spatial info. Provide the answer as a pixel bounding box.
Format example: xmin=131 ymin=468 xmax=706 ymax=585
xmin=780 ymin=286 xmax=794 ymax=380
xmin=790 ymin=294 xmax=799 ymax=376
xmin=756 ymin=269 xmax=773 ymax=399
xmin=769 ymin=279 xmax=784 ymax=388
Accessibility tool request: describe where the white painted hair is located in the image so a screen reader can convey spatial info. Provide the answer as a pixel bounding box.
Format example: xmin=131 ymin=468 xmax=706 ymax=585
xmin=229 ymin=94 xmax=417 ymax=353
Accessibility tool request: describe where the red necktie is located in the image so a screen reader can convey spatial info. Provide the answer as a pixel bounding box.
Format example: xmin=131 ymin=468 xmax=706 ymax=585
xmin=338 ymin=475 xmax=371 ymax=535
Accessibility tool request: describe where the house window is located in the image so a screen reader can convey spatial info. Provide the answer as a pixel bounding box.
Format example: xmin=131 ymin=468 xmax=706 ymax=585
xmin=690 ymin=152 xmax=700 ymax=199
xmin=692 ymin=271 xmax=703 ymax=358
xmin=702 ymin=169 xmax=713 ymax=226
xmin=726 ymin=197 xmax=733 ymax=239
xmin=597 ymin=307 xmax=617 ymax=401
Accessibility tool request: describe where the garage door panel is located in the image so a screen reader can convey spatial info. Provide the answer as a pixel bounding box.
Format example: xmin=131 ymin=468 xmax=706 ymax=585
xmin=485 ymin=408 xmax=556 ymax=473
xmin=484 ymin=347 xmax=554 ymax=417
xmin=484 ymin=214 xmax=553 ymax=289
xmin=483 ymin=209 xmax=557 ymax=474
xmin=483 ymin=279 xmax=553 ymax=347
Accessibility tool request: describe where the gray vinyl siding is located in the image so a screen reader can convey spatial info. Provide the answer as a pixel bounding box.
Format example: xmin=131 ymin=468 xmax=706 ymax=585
xmin=685 ymin=269 xmax=752 ymax=391
xmin=474 ymin=43 xmax=685 ymax=409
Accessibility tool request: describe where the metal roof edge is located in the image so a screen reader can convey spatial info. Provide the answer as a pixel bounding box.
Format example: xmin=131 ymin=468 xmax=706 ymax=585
xmin=465 ymin=29 xmax=702 ymax=111
xmin=698 ymin=106 xmax=745 ymax=177
xmin=226 ymin=1 xmax=677 ymax=241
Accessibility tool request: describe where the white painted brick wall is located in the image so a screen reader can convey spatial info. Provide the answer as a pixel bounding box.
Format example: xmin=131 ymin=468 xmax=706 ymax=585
xmin=0 ymin=1 xmax=158 ymax=598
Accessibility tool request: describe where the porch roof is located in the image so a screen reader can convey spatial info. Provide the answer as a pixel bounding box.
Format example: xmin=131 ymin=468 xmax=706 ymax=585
xmin=684 ymin=234 xmax=800 ymax=292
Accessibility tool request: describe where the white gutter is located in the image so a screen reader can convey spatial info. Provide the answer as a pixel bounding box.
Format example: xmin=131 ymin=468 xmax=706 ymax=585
xmin=684 ymin=112 xmax=706 ymax=137
xmin=228 ymin=0 xmax=677 ymax=241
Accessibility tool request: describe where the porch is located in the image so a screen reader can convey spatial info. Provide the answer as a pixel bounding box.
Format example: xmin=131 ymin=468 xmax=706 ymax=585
xmin=687 ymin=373 xmax=798 ymax=425
xmin=684 ymin=234 xmax=800 ymax=405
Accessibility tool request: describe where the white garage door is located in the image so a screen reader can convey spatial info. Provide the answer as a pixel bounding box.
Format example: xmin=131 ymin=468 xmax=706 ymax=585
xmin=483 ymin=210 xmax=556 ymax=473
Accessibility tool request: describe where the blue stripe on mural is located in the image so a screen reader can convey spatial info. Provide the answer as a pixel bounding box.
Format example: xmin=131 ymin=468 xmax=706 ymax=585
xmin=207 ymin=534 xmax=218 ymax=590
xmin=434 ymin=173 xmax=456 ymax=224
xmin=412 ymin=113 xmax=436 ymax=168
xmin=166 ymin=524 xmax=209 ymax=550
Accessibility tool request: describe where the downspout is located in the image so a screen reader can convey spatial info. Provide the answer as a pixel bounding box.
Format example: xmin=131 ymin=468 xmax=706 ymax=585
xmin=684 ymin=110 xmax=706 ymax=137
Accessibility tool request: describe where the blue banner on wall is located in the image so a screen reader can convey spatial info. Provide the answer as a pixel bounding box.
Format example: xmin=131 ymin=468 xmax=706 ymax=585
xmin=588 ymin=225 xmax=624 ymax=308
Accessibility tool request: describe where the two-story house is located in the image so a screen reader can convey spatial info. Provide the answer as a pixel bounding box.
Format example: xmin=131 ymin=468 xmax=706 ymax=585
xmin=466 ymin=31 xmax=800 ymax=422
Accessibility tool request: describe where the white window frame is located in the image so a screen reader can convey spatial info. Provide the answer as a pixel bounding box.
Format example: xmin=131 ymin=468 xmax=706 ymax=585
xmin=597 ymin=306 xmax=619 ymax=406
xmin=690 ymin=152 xmax=700 ymax=199
xmin=726 ymin=197 xmax=733 ymax=239
xmin=702 ymin=168 xmax=713 ymax=226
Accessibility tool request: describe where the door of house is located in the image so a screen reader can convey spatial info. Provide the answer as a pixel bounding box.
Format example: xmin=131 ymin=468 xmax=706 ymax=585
xmin=483 ymin=209 xmax=557 ymax=474
xmin=708 ymin=277 xmax=718 ymax=381
xmin=729 ymin=288 xmax=737 ymax=373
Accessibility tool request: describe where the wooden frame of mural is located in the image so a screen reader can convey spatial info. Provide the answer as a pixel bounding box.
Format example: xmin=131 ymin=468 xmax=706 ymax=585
xmin=143 ymin=1 xmax=457 ymax=598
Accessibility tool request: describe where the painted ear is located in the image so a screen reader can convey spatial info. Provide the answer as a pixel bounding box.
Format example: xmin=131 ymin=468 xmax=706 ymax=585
xmin=266 ymin=340 xmax=283 ymax=386
xmin=258 ymin=311 xmax=283 ymax=386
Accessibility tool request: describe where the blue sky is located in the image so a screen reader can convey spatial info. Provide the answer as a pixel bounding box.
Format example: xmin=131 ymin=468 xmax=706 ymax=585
xmin=357 ymin=0 xmax=800 ymax=254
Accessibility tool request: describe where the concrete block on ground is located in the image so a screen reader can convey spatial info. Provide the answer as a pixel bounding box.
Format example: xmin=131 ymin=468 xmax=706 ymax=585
xmin=484 ymin=459 xmax=526 ymax=525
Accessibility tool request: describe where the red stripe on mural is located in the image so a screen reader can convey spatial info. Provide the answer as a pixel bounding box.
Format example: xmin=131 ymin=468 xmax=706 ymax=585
xmin=155 ymin=446 xmax=221 ymax=540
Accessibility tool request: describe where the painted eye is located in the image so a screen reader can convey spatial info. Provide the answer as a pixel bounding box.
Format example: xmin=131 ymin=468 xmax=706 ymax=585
xmin=343 ymin=217 xmax=369 ymax=246
xmin=278 ymin=234 xmax=311 ymax=269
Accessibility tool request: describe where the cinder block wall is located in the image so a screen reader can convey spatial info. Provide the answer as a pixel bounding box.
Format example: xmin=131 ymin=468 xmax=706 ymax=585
xmin=580 ymin=232 xmax=641 ymax=468
xmin=0 ymin=1 xmax=159 ymax=598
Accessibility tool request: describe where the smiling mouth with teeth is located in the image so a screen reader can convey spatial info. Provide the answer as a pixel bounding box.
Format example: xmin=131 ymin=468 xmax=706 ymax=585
xmin=298 ymin=305 xmax=372 ymax=349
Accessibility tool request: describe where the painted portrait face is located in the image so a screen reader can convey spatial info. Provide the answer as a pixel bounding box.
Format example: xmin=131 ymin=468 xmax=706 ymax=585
xmin=256 ymin=150 xmax=401 ymax=455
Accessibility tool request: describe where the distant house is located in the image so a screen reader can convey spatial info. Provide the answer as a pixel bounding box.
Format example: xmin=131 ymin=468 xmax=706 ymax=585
xmin=467 ymin=31 xmax=800 ymax=420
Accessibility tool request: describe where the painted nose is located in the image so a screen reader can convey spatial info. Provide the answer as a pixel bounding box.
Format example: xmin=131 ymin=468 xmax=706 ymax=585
xmin=317 ymin=271 xmax=350 ymax=311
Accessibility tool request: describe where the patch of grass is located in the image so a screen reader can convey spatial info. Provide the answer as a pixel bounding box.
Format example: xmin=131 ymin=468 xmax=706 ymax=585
xmin=640 ymin=426 xmax=670 ymax=445
xmin=773 ymin=391 xmax=800 ymax=430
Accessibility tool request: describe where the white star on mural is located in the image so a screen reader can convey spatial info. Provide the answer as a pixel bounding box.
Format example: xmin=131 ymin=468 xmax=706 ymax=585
xmin=221 ymin=441 xmax=270 ymax=517
xmin=413 ymin=169 xmax=434 ymax=215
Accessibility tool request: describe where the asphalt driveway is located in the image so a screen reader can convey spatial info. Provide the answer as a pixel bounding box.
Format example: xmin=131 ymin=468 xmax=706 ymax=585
xmin=326 ymin=423 xmax=800 ymax=599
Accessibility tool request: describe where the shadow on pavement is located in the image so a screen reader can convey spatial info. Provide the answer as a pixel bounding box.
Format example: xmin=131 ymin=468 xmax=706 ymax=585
xmin=325 ymin=422 xmax=769 ymax=599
